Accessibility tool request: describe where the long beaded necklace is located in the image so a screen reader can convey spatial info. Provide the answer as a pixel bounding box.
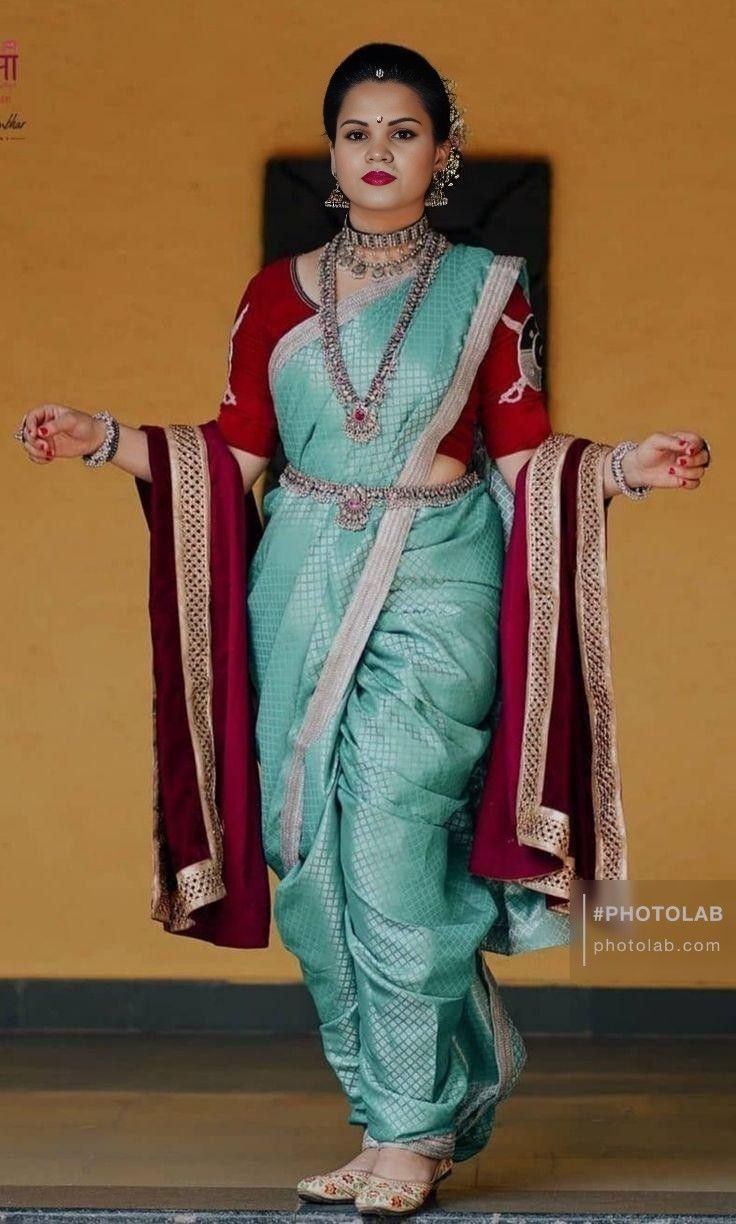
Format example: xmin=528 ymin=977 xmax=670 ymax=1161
xmin=318 ymin=218 xmax=450 ymax=443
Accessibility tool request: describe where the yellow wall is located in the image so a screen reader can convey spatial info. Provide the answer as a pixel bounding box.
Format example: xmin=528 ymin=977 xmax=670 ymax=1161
xmin=3 ymin=1 xmax=733 ymax=985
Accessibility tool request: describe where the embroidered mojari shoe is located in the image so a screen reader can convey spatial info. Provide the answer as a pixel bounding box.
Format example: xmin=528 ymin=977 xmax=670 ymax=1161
xmin=354 ymin=1157 xmax=454 ymax=1216
xmin=296 ymin=1165 xmax=373 ymax=1204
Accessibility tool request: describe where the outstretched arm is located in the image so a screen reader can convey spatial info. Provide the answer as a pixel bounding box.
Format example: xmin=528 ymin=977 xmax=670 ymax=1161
xmin=479 ymin=276 xmax=710 ymax=498
xmin=495 ymin=431 xmax=710 ymax=499
xmin=17 ymin=405 xmax=272 ymax=495
xmin=600 ymin=431 xmax=710 ymax=496
xmin=18 ymin=404 xmax=153 ymax=481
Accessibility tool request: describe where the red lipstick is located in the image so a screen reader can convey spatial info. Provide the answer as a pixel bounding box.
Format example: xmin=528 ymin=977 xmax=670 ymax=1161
xmin=361 ymin=171 xmax=396 ymax=185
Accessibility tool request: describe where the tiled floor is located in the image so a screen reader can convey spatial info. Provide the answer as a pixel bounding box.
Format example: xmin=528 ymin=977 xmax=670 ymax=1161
xmin=0 ymin=1034 xmax=734 ymax=1219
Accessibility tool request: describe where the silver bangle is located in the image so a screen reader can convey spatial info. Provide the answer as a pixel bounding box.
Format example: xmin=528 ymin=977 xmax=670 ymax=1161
xmin=82 ymin=410 xmax=120 ymax=467
xmin=610 ymin=440 xmax=651 ymax=500
xmin=13 ymin=414 xmax=28 ymax=445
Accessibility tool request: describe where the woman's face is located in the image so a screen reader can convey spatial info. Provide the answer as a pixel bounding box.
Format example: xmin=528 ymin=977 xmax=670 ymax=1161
xmin=330 ymin=80 xmax=451 ymax=225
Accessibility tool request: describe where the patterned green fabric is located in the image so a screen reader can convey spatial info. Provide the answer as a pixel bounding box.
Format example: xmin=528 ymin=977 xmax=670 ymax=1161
xmin=246 ymin=244 xmax=565 ymax=1161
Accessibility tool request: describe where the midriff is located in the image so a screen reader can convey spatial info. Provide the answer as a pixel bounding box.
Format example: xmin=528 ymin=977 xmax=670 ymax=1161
xmin=426 ymin=452 xmax=467 ymax=485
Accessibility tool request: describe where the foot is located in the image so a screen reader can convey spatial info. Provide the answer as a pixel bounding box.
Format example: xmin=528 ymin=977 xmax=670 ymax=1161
xmin=332 ymin=1146 xmax=381 ymax=1176
xmin=296 ymin=1146 xmax=381 ymax=1203
xmin=371 ymin=1148 xmax=440 ymax=1182
xmin=355 ymin=1151 xmax=454 ymax=1216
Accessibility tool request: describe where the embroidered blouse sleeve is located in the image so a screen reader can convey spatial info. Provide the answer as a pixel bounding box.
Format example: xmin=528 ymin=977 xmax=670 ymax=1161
xmin=479 ymin=263 xmax=552 ymax=460
xmin=215 ymin=273 xmax=279 ymax=459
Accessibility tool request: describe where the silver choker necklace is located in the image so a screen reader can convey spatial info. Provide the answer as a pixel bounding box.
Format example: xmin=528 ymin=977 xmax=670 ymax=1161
xmin=335 ymin=213 xmax=432 ymax=279
xmin=342 ymin=213 xmax=431 ymax=248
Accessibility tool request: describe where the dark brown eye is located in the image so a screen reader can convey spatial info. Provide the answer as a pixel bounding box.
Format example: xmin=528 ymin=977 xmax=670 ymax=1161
xmin=344 ymin=129 xmax=416 ymax=140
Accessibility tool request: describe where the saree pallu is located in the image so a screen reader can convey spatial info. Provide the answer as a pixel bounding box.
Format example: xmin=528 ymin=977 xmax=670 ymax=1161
xmin=135 ymin=243 xmax=628 ymax=1163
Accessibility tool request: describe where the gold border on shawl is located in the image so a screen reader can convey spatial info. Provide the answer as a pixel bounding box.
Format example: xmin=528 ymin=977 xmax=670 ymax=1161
xmin=150 ymin=424 xmax=226 ymax=933
xmin=575 ymin=443 xmax=628 ymax=883
xmin=515 ymin=434 xmax=575 ymax=844
xmin=512 ymin=439 xmax=628 ymax=913
xmin=512 ymin=433 xmax=577 ymax=909
xmin=278 ymin=252 xmax=525 ymax=873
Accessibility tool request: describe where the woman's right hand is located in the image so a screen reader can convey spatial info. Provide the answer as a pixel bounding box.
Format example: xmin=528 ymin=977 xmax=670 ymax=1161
xmin=18 ymin=404 xmax=104 ymax=464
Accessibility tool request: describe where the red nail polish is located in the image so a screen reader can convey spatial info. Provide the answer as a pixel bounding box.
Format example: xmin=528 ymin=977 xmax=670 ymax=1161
xmin=39 ymin=426 xmax=47 ymax=436
xmin=678 ymin=457 xmax=687 ymax=465
xmin=668 ymin=466 xmax=675 ymax=474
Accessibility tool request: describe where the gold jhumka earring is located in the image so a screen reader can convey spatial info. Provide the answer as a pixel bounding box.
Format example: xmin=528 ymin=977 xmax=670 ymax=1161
xmin=325 ymin=69 xmax=469 ymax=209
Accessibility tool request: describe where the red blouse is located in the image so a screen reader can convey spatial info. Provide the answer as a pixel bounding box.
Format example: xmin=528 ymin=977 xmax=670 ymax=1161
xmin=215 ymin=253 xmax=552 ymax=464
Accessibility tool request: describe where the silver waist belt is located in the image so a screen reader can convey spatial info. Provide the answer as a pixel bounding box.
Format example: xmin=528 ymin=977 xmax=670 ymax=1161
xmin=278 ymin=461 xmax=481 ymax=531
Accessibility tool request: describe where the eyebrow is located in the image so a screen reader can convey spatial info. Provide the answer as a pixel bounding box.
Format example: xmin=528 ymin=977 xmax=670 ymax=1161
xmin=339 ymin=116 xmax=421 ymax=128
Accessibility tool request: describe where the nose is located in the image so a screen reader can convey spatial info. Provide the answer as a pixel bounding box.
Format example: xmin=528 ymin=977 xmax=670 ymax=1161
xmin=367 ymin=137 xmax=392 ymax=162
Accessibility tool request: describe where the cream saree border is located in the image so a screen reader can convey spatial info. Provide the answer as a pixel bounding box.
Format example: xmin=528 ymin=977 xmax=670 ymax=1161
xmin=456 ymin=954 xmax=527 ymax=1123
xmin=512 ymin=434 xmax=628 ymax=910
xmin=269 ymin=263 xmax=421 ymax=395
xmin=278 ymin=253 xmax=525 ymax=873
xmin=150 ymin=423 xmax=227 ymax=932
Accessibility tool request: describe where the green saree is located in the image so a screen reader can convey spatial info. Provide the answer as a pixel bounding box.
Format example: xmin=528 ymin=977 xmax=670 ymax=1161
xmin=248 ymin=244 xmax=553 ymax=1160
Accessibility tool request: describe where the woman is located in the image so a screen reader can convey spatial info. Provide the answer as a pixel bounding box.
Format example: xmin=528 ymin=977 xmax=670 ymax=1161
xmin=15 ymin=42 xmax=710 ymax=1219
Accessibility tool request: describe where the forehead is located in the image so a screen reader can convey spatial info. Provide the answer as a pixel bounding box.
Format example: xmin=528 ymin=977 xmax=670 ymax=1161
xmin=337 ymin=79 xmax=427 ymax=118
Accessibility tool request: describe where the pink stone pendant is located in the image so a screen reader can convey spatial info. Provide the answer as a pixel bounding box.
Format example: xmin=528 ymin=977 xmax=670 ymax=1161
xmin=344 ymin=405 xmax=380 ymax=443
xmin=335 ymin=485 xmax=371 ymax=530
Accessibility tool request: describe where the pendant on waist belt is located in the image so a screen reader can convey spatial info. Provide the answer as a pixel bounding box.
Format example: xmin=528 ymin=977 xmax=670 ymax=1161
xmin=344 ymin=404 xmax=380 ymax=443
xmin=335 ymin=484 xmax=371 ymax=530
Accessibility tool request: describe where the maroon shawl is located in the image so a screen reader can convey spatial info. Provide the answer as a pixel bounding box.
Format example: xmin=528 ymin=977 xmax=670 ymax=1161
xmin=469 ymin=435 xmax=628 ymax=909
xmin=134 ymin=422 xmax=627 ymax=948
xmin=135 ymin=421 xmax=270 ymax=948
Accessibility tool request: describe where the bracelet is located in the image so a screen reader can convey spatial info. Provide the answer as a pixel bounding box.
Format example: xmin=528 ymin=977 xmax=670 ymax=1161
xmin=82 ymin=410 xmax=120 ymax=468
xmin=609 ymin=440 xmax=651 ymax=500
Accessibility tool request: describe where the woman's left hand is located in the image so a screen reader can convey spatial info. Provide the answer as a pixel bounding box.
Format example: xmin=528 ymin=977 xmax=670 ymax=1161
xmin=625 ymin=431 xmax=711 ymax=491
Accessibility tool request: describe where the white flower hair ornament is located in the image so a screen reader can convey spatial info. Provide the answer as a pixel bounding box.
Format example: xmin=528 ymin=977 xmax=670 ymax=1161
xmin=424 ymin=75 xmax=469 ymax=205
